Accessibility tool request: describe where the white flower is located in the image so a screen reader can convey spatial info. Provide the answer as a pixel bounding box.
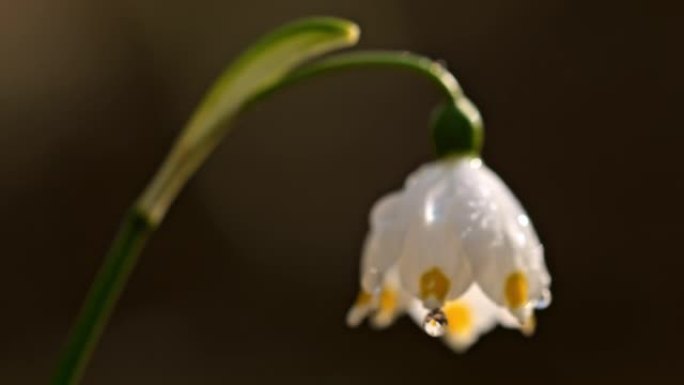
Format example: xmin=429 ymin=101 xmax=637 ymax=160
xmin=346 ymin=156 xmax=551 ymax=352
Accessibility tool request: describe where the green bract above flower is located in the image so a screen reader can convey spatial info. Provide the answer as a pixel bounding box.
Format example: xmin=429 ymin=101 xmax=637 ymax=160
xmin=347 ymin=156 xmax=551 ymax=352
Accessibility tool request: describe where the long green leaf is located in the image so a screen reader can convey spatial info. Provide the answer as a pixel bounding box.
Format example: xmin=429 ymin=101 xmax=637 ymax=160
xmin=138 ymin=17 xmax=359 ymax=225
xmin=52 ymin=17 xmax=358 ymax=385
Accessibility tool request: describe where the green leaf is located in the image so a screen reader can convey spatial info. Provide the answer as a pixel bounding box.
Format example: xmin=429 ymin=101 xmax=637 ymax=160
xmin=188 ymin=16 xmax=360 ymax=145
xmin=138 ymin=17 xmax=360 ymax=225
xmin=52 ymin=17 xmax=359 ymax=385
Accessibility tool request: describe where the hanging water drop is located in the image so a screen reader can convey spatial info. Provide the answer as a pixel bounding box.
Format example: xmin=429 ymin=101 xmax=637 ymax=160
xmin=423 ymin=308 xmax=447 ymax=337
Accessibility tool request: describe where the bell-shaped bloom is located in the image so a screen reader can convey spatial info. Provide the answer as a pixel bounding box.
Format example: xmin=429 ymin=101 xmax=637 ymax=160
xmin=346 ymin=156 xmax=551 ymax=351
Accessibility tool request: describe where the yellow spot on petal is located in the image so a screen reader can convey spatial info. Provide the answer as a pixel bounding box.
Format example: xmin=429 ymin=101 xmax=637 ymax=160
xmin=378 ymin=287 xmax=397 ymax=315
xmin=419 ymin=267 xmax=451 ymax=304
xmin=371 ymin=287 xmax=400 ymax=329
xmin=354 ymin=290 xmax=373 ymax=306
xmin=443 ymin=301 xmax=472 ymax=336
xmin=505 ymin=271 xmax=528 ymax=309
xmin=347 ymin=290 xmax=376 ymax=328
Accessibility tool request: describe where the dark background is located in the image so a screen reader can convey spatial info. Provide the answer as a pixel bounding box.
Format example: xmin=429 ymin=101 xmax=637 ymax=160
xmin=1 ymin=0 xmax=681 ymax=383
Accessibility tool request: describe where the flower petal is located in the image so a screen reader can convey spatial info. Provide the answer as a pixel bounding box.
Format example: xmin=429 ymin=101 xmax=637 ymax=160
xmin=351 ymin=164 xmax=446 ymax=327
xmin=370 ymin=266 xmax=408 ymax=329
xmin=407 ymin=284 xmax=529 ymax=351
xmin=359 ymin=192 xmax=407 ymax=292
xmin=441 ymin=285 xmax=499 ymax=351
xmin=447 ymin=158 xmax=551 ymax=321
xmin=398 ymin=162 xmax=473 ymax=309
xmin=346 ymin=289 xmax=376 ymax=327
xmin=347 ymin=265 xmax=408 ymax=328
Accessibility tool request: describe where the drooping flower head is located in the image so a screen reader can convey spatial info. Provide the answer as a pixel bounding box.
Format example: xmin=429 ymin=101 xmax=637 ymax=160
xmin=347 ymin=102 xmax=551 ymax=352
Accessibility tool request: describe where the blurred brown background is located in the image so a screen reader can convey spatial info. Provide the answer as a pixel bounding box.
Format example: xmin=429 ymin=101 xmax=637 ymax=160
xmin=1 ymin=0 xmax=681 ymax=383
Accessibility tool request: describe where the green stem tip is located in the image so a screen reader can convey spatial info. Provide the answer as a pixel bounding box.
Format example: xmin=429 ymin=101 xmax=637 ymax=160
xmin=431 ymin=97 xmax=484 ymax=158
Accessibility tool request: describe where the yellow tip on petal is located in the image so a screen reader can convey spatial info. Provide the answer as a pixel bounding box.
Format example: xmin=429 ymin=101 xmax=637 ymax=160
xmin=521 ymin=313 xmax=537 ymax=337
xmin=419 ymin=267 xmax=451 ymax=305
xmin=443 ymin=301 xmax=472 ymax=336
xmin=504 ymin=271 xmax=528 ymax=309
xmin=355 ymin=290 xmax=373 ymax=306
xmin=371 ymin=287 xmax=399 ymax=329
xmin=346 ymin=290 xmax=374 ymax=327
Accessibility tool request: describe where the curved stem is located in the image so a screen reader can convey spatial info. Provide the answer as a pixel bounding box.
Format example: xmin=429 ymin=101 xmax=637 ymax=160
xmin=51 ymin=45 xmax=467 ymax=385
xmin=251 ymin=50 xmax=464 ymax=106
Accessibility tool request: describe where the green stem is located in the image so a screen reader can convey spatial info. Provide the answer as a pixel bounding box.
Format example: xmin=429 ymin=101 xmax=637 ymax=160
xmin=249 ymin=51 xmax=482 ymax=157
xmin=52 ymin=209 xmax=152 ymax=385
xmin=51 ymin=40 xmax=472 ymax=385
xmin=250 ymin=50 xmax=464 ymax=106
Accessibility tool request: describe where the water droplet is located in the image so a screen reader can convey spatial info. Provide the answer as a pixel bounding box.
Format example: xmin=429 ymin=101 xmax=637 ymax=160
xmin=469 ymin=158 xmax=482 ymax=169
xmin=517 ymin=214 xmax=530 ymax=227
xmin=423 ymin=308 xmax=448 ymax=337
xmin=534 ymin=289 xmax=552 ymax=309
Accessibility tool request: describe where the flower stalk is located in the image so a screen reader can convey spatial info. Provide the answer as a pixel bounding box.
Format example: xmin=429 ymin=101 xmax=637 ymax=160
xmin=52 ymin=16 xmax=485 ymax=385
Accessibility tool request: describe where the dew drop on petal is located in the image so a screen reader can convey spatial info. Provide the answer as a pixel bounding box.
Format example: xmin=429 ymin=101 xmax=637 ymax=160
xmin=469 ymin=158 xmax=482 ymax=169
xmin=534 ymin=289 xmax=552 ymax=309
xmin=423 ymin=308 xmax=448 ymax=337
xmin=517 ymin=214 xmax=530 ymax=227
